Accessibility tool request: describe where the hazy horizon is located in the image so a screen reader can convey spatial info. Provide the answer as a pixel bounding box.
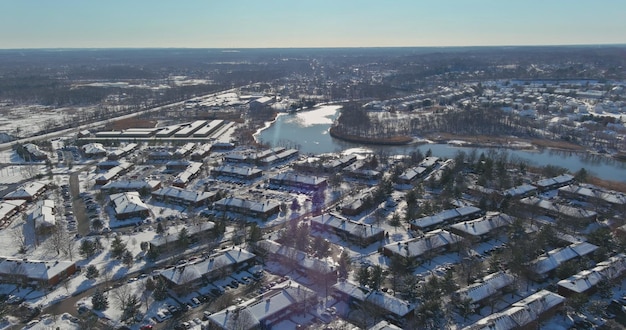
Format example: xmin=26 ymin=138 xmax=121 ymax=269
xmin=1 ymin=0 xmax=625 ymax=49
xmin=2 ymin=43 xmax=626 ymax=51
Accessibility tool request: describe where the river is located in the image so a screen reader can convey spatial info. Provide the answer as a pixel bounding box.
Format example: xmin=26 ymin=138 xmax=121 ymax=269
xmin=255 ymin=105 xmax=626 ymax=182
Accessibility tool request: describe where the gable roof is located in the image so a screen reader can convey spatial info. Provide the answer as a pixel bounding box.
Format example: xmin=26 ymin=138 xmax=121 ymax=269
xmin=0 ymin=257 xmax=75 ymax=282
xmin=109 ymin=191 xmax=149 ymax=216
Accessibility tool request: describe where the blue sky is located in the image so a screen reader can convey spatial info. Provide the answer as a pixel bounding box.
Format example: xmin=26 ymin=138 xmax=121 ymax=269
xmin=1 ymin=0 xmax=625 ymax=48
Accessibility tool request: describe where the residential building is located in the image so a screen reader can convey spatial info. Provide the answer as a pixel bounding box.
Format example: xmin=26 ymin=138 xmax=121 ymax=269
xmin=214 ymin=197 xmax=280 ymax=220
xmin=148 ymin=222 xmax=215 ymax=253
xmin=106 ymin=143 xmax=137 ymax=160
xmin=518 ymin=196 xmax=596 ymax=224
xmin=173 ymin=162 xmax=203 ymax=188
xmin=109 ymin=191 xmax=150 ymax=220
xmin=23 ymin=143 xmax=48 ymax=161
xmin=332 ymin=280 xmax=416 ymax=326
xmin=269 ymin=172 xmax=327 ymax=191
xmin=212 ymin=165 xmax=263 ymax=181
xmin=254 ymin=240 xmax=337 ymax=282
xmin=0 ymin=200 xmax=26 ymax=225
xmin=3 ymin=181 xmax=47 ymax=202
xmin=410 ymin=206 xmax=483 ymax=231
xmin=95 ymin=162 xmax=133 ymax=185
xmin=310 ymin=213 xmax=384 ymax=246
xmin=452 ymin=271 xmax=515 ymax=308
xmin=0 ymin=257 xmax=77 ymax=289
xmin=534 ymin=174 xmax=574 ymax=192
xmin=81 ymin=143 xmax=107 ymax=158
xmin=464 ymin=290 xmax=565 ymax=330
xmin=31 ymin=199 xmax=56 ymax=233
xmin=381 ymin=229 xmax=463 ymax=263
xmin=529 ymin=241 xmax=599 ymax=281
xmin=557 ymin=253 xmax=626 ymax=297
xmin=208 ymin=284 xmax=317 ymax=330
xmin=448 ymin=212 xmax=514 ymax=242
xmin=159 ymin=248 xmax=255 ymax=293
xmin=100 ymin=180 xmax=161 ymax=195
xmin=151 ymin=186 xmax=217 ymax=207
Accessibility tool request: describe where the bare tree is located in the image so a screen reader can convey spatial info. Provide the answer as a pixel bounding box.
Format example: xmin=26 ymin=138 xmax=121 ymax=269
xmin=11 ymin=226 xmax=28 ymax=254
xmin=20 ymin=164 xmax=40 ymax=179
xmin=136 ymin=279 xmax=153 ymax=313
xmin=111 ymin=287 xmax=140 ymax=321
xmin=46 ymin=222 xmax=68 ymax=256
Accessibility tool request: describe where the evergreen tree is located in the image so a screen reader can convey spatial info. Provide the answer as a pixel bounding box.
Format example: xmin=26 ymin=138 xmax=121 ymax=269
xmin=121 ymin=294 xmax=140 ymax=322
xmin=85 ymin=265 xmax=99 ymax=279
xmin=91 ymin=218 xmax=104 ymax=233
xmin=145 ymin=278 xmax=156 ymax=291
xmin=248 ymin=223 xmax=262 ymax=242
xmin=369 ymin=265 xmax=383 ymax=290
xmin=110 ymin=236 xmax=127 ymax=259
xmin=122 ymin=250 xmax=134 ymax=267
xmin=178 ymin=227 xmax=190 ymax=248
xmin=156 ymin=222 xmax=165 ymax=235
xmin=146 ymin=248 xmax=160 ymax=261
xmin=357 ymin=266 xmax=370 ymax=288
xmin=153 ymin=280 xmax=167 ymax=301
xmin=290 ymin=198 xmax=301 ymax=211
xmin=92 ymin=289 xmax=108 ymax=311
xmin=337 ymin=251 xmax=352 ymax=278
xmin=79 ymin=240 xmax=97 ymax=258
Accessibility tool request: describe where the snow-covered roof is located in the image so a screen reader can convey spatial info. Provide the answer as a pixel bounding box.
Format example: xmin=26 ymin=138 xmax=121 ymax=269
xmin=449 ymin=212 xmax=513 ymax=237
xmin=0 ymin=199 xmax=26 ymax=220
xmin=173 ymin=162 xmax=202 ymax=185
xmin=109 ymin=191 xmax=149 ymax=216
xmin=191 ymin=143 xmax=213 ymax=157
xmin=503 ymin=184 xmax=537 ymax=197
xmin=0 ymin=257 xmax=75 ymax=282
xmin=531 ymin=241 xmax=598 ymax=275
xmin=32 ymin=199 xmax=55 ymax=229
xmin=213 ymin=165 xmax=262 ymax=177
xmin=209 ymin=284 xmax=316 ymax=330
xmin=383 ymin=229 xmax=463 ymax=259
xmin=272 ymin=148 xmax=299 ymax=161
xmin=107 ymin=143 xmax=137 ymax=158
xmin=256 ymin=240 xmax=335 ymax=275
xmin=519 ymin=196 xmax=596 ymax=220
xmin=310 ymin=213 xmax=384 ymax=240
xmin=23 ymin=143 xmax=47 ymax=158
xmin=557 ymin=253 xmax=626 ymax=294
xmin=215 ymin=197 xmax=280 ymax=215
xmin=95 ymin=162 xmax=133 ymax=183
xmin=411 ymin=206 xmax=482 ymax=229
xmin=464 ymin=290 xmax=565 ymax=330
xmin=559 ymin=184 xmax=626 ymax=206
xmin=160 ymin=248 xmax=255 ymax=286
xmin=174 ymin=142 xmax=196 ymax=156
xmin=82 ymin=143 xmax=106 ymax=155
xmin=152 ymin=186 xmax=216 ymax=204
xmin=3 ymin=181 xmax=47 ymax=200
xmin=455 ymin=271 xmax=515 ymax=304
xmin=534 ymin=174 xmax=574 ymax=189
xmin=150 ymin=222 xmax=215 ymax=248
xmin=101 ymin=180 xmax=161 ymax=192
xmin=398 ymin=166 xmax=427 ymax=182
xmin=332 ymin=280 xmax=416 ymax=318
xmin=270 ymin=172 xmax=327 ymax=186
xmin=368 ymin=320 xmax=403 ymax=330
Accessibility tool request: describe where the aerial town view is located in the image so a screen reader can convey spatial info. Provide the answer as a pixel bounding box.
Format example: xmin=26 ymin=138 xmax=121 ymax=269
xmin=1 ymin=1 xmax=626 ymax=330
